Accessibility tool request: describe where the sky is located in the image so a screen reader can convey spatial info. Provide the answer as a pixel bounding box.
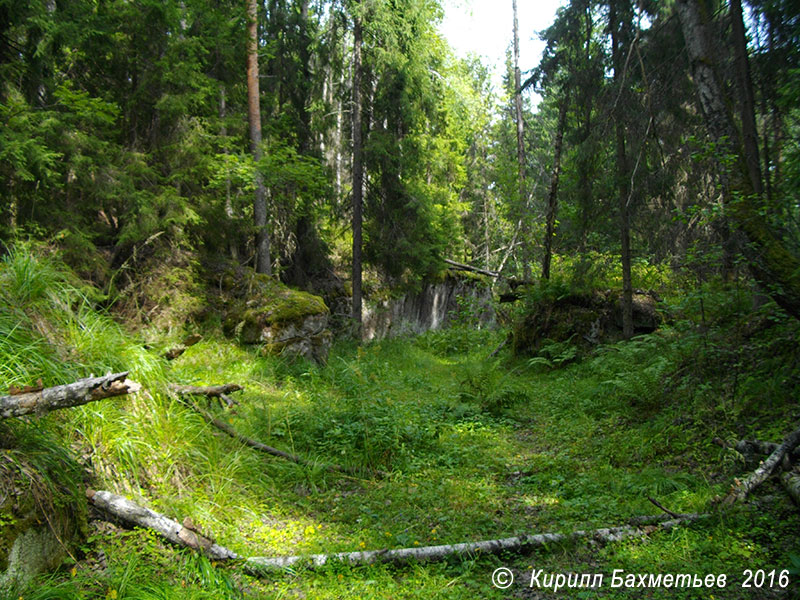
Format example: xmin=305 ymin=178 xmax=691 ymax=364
xmin=439 ymin=0 xmax=566 ymax=98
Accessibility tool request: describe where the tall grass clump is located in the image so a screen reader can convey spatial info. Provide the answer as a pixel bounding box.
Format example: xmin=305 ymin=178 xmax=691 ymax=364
xmin=0 ymin=243 xmax=163 ymax=388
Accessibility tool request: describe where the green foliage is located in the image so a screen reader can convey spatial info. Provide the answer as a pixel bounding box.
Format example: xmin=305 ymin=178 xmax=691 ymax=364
xmin=458 ymin=359 xmax=529 ymax=415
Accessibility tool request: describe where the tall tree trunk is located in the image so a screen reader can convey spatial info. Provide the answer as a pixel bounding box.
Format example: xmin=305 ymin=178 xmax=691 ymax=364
xmin=731 ymin=0 xmax=762 ymax=196
xmin=541 ymin=92 xmax=569 ymax=280
xmin=351 ymin=3 xmax=364 ymax=330
xmin=247 ymin=0 xmax=270 ymax=275
xmin=610 ymin=0 xmax=634 ymax=339
xmin=676 ymin=0 xmax=800 ymax=319
xmin=512 ymin=0 xmax=530 ymax=279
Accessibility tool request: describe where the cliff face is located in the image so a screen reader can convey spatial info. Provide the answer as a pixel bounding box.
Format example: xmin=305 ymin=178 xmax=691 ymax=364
xmin=360 ymin=273 xmax=495 ymax=341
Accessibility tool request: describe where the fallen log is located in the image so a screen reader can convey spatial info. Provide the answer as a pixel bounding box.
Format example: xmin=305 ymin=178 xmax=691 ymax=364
xmin=246 ymin=513 xmax=707 ymax=571
xmin=87 ymin=489 xmax=705 ymax=575
xmin=725 ymin=424 xmax=800 ymax=504
xmin=1 ymin=372 xmax=141 ymax=420
xmin=781 ymin=469 xmax=800 ymax=507
xmin=87 ymin=489 xmax=239 ymax=560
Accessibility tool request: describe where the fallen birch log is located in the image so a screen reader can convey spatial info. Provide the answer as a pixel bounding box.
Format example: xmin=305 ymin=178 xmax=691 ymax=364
xmin=725 ymin=424 xmax=800 ymax=504
xmin=87 ymin=489 xmax=705 ymax=575
xmin=87 ymin=489 xmax=239 ymax=560
xmin=1 ymin=372 xmax=141 ymax=420
xmin=781 ymin=469 xmax=800 ymax=507
xmin=734 ymin=439 xmax=800 ymax=469
xmin=247 ymin=514 xmax=707 ymax=571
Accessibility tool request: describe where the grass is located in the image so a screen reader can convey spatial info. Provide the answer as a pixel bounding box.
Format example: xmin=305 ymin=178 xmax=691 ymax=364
xmin=2 ymin=246 xmax=799 ymax=599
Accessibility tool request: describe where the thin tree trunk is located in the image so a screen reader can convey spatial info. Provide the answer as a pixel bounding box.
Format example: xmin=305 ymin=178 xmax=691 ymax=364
xmin=351 ymin=4 xmax=364 ymax=331
xmin=512 ymin=0 xmax=530 ymax=280
xmin=219 ymin=86 xmax=238 ymax=260
xmin=247 ymin=0 xmax=270 ymax=275
xmin=610 ymin=0 xmax=634 ymax=339
xmin=542 ymin=92 xmax=569 ymax=280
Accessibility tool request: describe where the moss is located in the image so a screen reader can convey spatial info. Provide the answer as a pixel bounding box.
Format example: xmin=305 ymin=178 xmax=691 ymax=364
xmin=0 ymin=424 xmax=88 ymax=585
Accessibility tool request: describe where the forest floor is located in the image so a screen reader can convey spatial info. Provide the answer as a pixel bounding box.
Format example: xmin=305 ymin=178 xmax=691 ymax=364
xmin=3 ymin=251 xmax=800 ymax=599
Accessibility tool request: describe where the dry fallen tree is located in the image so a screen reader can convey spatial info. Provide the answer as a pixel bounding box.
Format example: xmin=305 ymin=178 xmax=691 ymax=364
xmin=725 ymin=424 xmax=800 ymax=505
xmin=87 ymin=489 xmax=705 ymax=574
xmin=1 ymin=372 xmax=141 ymax=420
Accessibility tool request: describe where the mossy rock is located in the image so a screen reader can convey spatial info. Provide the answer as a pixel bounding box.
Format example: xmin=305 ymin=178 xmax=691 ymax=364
xmin=512 ymin=289 xmax=662 ymax=355
xmin=211 ymin=261 xmax=332 ymax=362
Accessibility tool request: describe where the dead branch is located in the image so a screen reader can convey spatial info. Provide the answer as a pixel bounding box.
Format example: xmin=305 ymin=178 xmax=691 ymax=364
xmin=168 ymin=383 xmax=243 ymax=407
xmin=647 ymin=497 xmax=682 ymax=518
xmin=725 ymin=424 xmax=800 ymax=504
xmin=443 ymin=258 xmax=499 ymax=278
xmin=87 ymin=489 xmax=239 ymax=560
xmin=1 ymin=372 xmax=140 ymax=420
xmin=168 ymin=383 xmax=243 ymax=397
xmin=183 ymin=399 xmax=386 ymax=478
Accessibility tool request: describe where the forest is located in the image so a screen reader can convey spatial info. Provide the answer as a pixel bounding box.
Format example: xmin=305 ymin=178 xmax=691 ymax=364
xmin=1 ymin=0 xmax=800 ymax=597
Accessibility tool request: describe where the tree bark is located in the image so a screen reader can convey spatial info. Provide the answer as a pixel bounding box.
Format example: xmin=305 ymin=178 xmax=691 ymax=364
xmin=610 ymin=0 xmax=634 ymax=339
xmin=168 ymin=383 xmax=244 ymax=398
xmin=1 ymin=373 xmax=140 ymax=420
xmin=512 ymin=0 xmax=530 ymax=280
xmin=676 ymin=0 xmax=800 ymax=319
xmin=781 ymin=469 xmax=800 ymax=507
xmin=87 ymin=489 xmax=240 ymax=560
xmin=541 ymin=92 xmax=569 ymax=280
xmin=247 ymin=0 xmax=271 ymax=275
xmin=246 ymin=514 xmax=706 ymax=571
xmin=351 ymin=2 xmax=364 ymax=332
xmin=730 ymin=0 xmax=762 ymax=196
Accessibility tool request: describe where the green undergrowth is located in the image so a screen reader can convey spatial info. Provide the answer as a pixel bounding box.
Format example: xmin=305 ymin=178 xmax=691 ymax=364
xmin=2 ymin=247 xmax=799 ymax=599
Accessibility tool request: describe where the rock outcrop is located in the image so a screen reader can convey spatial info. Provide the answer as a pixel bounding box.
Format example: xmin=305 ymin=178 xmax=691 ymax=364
xmin=512 ymin=289 xmax=663 ymax=355
xmin=359 ymin=271 xmax=495 ymax=341
xmin=212 ymin=262 xmax=333 ymax=363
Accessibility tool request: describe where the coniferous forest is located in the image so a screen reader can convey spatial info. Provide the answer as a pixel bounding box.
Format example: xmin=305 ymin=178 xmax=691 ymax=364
xmin=2 ymin=0 xmax=800 ymax=598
